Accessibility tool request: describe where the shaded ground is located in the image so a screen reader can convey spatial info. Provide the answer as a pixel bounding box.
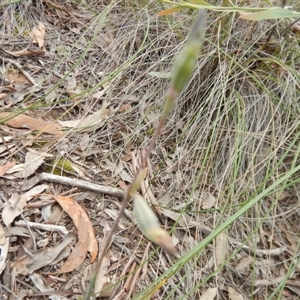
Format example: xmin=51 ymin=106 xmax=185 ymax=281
xmin=0 ymin=0 xmax=300 ymax=299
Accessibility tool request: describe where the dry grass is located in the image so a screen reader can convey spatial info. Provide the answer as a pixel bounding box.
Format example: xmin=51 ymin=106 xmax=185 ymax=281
xmin=1 ymin=0 xmax=300 ymax=299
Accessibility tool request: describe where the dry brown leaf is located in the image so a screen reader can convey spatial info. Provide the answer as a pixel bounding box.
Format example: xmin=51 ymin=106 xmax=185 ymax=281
xmin=201 ymin=192 xmax=216 ymax=209
xmin=0 ymin=136 xmax=12 ymax=143
xmin=278 ymin=190 xmax=292 ymax=200
xmin=160 ymin=208 xmax=196 ymax=228
xmin=200 ymin=287 xmax=217 ymax=299
xmin=13 ymin=235 xmax=74 ymax=275
xmin=286 ymin=281 xmax=300 ymax=296
xmin=0 ymin=160 xmax=16 ymax=176
xmin=2 ymin=185 xmax=48 ymax=227
xmin=93 ymin=89 xmax=106 ymax=100
xmin=3 ymin=226 xmax=30 ymax=238
xmin=284 ymin=231 xmax=297 ymax=252
xmin=0 ymin=144 xmax=16 ymax=156
xmin=291 ymin=21 xmax=300 ymax=33
xmin=0 ymin=224 xmax=5 ymax=244
xmin=32 ymin=22 xmax=45 ymax=48
xmin=65 ymin=76 xmax=77 ymax=91
xmin=79 ymin=133 xmax=89 ymax=151
xmin=215 ymin=232 xmax=227 ymax=270
xmin=50 ymin=245 xmax=71 ymax=266
xmin=121 ymin=154 xmax=132 ymax=162
xmin=0 ymin=237 xmax=9 ymax=275
xmin=16 ymin=151 xmax=44 ymax=178
xmin=5 ymin=49 xmax=45 ymax=57
xmin=0 ymin=92 xmax=7 ymax=99
xmin=29 ymin=273 xmax=55 ymax=293
xmin=118 ymin=180 xmax=128 ymax=191
xmin=119 ymin=169 xmax=133 ymax=182
xmin=0 ymin=112 xmax=63 ymax=135
xmin=58 ymin=107 xmax=111 ymax=131
xmin=141 ymin=243 xmax=151 ymax=280
xmin=45 ymin=205 xmax=64 ymax=224
xmin=68 ymin=88 xmax=85 ymax=101
xmin=70 ymin=162 xmax=85 ymax=178
xmin=235 ymin=256 xmax=253 ymax=274
xmin=278 ymin=222 xmax=297 ymax=252
xmin=117 ymin=103 xmax=132 ymax=113
xmin=65 ymin=76 xmax=85 ymax=101
xmin=228 ymin=287 xmax=243 ymax=300
xmin=52 ymin=195 xmax=98 ymax=273
xmin=3 ymin=85 xmax=40 ymax=105
xmin=3 ymin=163 xmax=26 ymax=175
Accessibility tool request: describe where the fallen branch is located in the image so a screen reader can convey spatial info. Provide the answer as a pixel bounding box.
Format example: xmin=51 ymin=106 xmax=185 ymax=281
xmin=39 ymin=172 xmax=124 ymax=198
xmin=15 ymin=220 xmax=68 ymax=235
xmin=233 ymin=242 xmax=287 ymax=257
xmin=254 ymin=275 xmax=288 ymax=287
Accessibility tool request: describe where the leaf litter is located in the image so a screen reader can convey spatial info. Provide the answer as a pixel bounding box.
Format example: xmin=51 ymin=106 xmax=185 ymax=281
xmin=0 ymin=112 xmax=63 ymax=135
xmin=13 ymin=235 xmax=74 ymax=276
xmin=51 ymin=195 xmax=98 ymax=273
xmin=0 ymin=0 xmax=300 ymax=299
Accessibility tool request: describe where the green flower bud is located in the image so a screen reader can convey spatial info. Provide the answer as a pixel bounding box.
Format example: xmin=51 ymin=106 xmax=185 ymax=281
xmin=134 ymin=194 xmax=177 ymax=254
xmin=171 ymin=10 xmax=206 ymax=93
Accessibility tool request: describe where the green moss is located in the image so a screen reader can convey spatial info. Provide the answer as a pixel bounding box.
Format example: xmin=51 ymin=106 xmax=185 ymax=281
xmin=46 ymin=158 xmax=74 ymax=175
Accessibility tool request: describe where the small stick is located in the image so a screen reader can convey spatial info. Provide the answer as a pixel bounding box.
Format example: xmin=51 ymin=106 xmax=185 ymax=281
xmin=20 ymin=213 xmax=37 ymax=251
xmin=39 ymin=172 xmax=124 ymax=198
xmin=254 ymin=275 xmax=289 ymax=287
xmin=113 ymin=262 xmax=136 ymax=300
xmin=233 ymin=242 xmax=287 ymax=257
xmin=106 ymin=256 xmax=128 ymax=274
xmin=26 ymin=199 xmax=56 ymax=208
xmin=127 ymin=243 xmax=151 ymax=299
xmin=127 ymin=261 xmax=141 ymax=300
xmin=110 ymin=253 xmax=136 ymax=299
xmin=141 ymin=243 xmax=151 ymax=280
xmin=15 ymin=220 xmax=68 ymax=235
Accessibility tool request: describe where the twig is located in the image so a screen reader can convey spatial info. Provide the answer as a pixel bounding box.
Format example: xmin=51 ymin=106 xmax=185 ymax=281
xmin=106 ymin=256 xmax=128 ymax=275
xmin=141 ymin=243 xmax=151 ymax=280
xmin=15 ymin=220 xmax=68 ymax=235
xmin=127 ymin=243 xmax=151 ymax=299
xmin=254 ymin=275 xmax=290 ymax=287
xmin=126 ymin=262 xmax=139 ymax=300
xmin=0 ymin=283 xmax=18 ymax=298
xmin=233 ymin=242 xmax=287 ymax=257
xmin=20 ymin=213 xmax=37 ymax=251
xmin=123 ymin=262 xmax=137 ymax=300
xmin=113 ymin=262 xmax=136 ymax=300
xmin=285 ymin=280 xmax=300 ymax=288
xmin=110 ymin=252 xmax=136 ymax=298
xmin=26 ymin=199 xmax=56 ymax=208
xmin=39 ymin=172 xmax=124 ymax=198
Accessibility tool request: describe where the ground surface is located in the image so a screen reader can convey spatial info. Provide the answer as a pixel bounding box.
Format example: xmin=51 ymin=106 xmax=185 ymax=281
xmin=0 ymin=0 xmax=300 ymax=299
